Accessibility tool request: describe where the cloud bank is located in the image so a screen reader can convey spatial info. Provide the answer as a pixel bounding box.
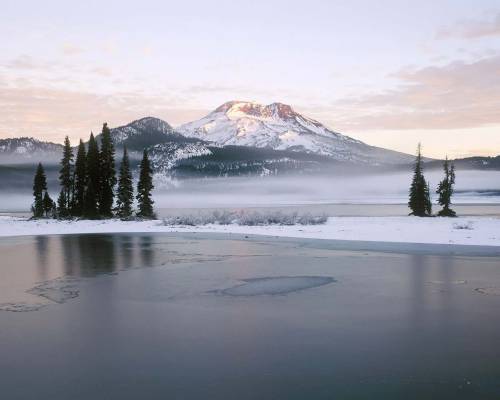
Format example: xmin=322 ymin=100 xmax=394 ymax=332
xmin=332 ymin=55 xmax=500 ymax=131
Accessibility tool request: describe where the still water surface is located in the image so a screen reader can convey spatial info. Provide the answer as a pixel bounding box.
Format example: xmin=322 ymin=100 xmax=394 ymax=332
xmin=1 ymin=233 xmax=500 ymax=399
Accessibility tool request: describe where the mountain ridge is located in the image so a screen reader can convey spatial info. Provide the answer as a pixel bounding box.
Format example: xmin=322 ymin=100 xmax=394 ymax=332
xmin=0 ymin=137 xmax=63 ymax=164
xmin=1 ymin=104 xmax=498 ymax=175
xmin=104 ymin=117 xmax=201 ymax=152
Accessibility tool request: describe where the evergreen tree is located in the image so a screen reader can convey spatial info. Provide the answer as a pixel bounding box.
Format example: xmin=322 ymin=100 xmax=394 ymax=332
xmin=85 ymin=132 xmax=101 ymax=218
xmin=136 ymin=149 xmax=155 ymax=219
xmin=58 ymin=136 xmax=73 ymax=217
xmin=408 ymin=143 xmax=432 ymax=217
xmin=116 ymin=146 xmax=134 ymax=219
xmin=436 ymin=157 xmax=456 ymax=217
xmin=57 ymin=191 xmax=68 ymax=219
xmin=32 ymin=163 xmax=47 ymax=218
xmin=83 ymin=177 xmax=99 ymax=219
xmin=425 ymin=181 xmax=432 ymax=216
xmin=72 ymin=139 xmax=87 ymax=216
xmin=99 ymin=123 xmax=116 ymax=217
xmin=42 ymin=191 xmax=54 ymax=218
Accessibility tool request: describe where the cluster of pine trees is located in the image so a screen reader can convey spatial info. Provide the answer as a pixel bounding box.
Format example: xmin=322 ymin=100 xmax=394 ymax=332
xmin=408 ymin=144 xmax=456 ymax=217
xmin=32 ymin=123 xmax=155 ymax=220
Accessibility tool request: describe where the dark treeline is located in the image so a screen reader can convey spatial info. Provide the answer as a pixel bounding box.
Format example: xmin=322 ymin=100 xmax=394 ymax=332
xmin=33 ymin=132 xmax=455 ymax=220
xmin=408 ymin=144 xmax=457 ymax=217
xmin=32 ymin=123 xmax=155 ymax=220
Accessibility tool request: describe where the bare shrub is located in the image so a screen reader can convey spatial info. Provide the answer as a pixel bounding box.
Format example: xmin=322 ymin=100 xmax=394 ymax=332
xmin=453 ymin=221 xmax=474 ymax=230
xmin=163 ymin=210 xmax=328 ymax=226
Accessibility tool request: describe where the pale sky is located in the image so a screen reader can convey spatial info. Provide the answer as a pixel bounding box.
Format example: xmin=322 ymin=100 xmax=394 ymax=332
xmin=1 ymin=0 xmax=500 ymax=158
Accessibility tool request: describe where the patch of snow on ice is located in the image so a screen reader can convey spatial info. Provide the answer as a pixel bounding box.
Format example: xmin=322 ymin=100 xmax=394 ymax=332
xmin=428 ymin=280 xmax=468 ymax=285
xmin=27 ymin=277 xmax=80 ymax=304
xmin=0 ymin=302 xmax=47 ymax=312
xmin=475 ymin=287 xmax=500 ymax=296
xmin=219 ymin=276 xmax=335 ymax=296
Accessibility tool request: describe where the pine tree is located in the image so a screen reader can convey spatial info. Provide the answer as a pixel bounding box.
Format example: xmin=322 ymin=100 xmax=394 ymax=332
xmin=425 ymin=181 xmax=432 ymax=216
xmin=83 ymin=177 xmax=99 ymax=219
xmin=99 ymin=123 xmax=116 ymax=217
xmin=85 ymin=132 xmax=101 ymax=218
xmin=136 ymin=149 xmax=155 ymax=219
xmin=58 ymin=136 xmax=74 ymax=218
xmin=116 ymin=146 xmax=134 ymax=219
xmin=57 ymin=191 xmax=68 ymax=218
xmin=408 ymin=143 xmax=432 ymax=217
xmin=436 ymin=157 xmax=456 ymax=217
xmin=72 ymin=139 xmax=87 ymax=217
xmin=42 ymin=191 xmax=54 ymax=218
xmin=32 ymin=163 xmax=47 ymax=218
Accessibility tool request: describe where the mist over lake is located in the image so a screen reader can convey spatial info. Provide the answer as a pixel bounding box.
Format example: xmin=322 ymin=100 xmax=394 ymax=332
xmin=2 ymin=170 xmax=500 ymax=214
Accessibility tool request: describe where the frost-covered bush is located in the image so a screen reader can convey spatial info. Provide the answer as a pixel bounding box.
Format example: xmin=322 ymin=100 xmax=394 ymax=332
xmin=162 ymin=210 xmax=327 ymax=226
xmin=453 ymin=221 xmax=474 ymax=230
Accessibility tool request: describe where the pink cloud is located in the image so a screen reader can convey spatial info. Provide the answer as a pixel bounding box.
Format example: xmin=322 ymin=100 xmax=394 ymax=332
xmin=331 ymin=55 xmax=500 ymax=131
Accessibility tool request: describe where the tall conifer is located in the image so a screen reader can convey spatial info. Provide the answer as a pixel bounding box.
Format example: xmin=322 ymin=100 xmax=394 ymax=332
xmin=58 ymin=136 xmax=73 ymax=218
xmin=42 ymin=191 xmax=55 ymax=218
xmin=83 ymin=178 xmax=99 ymax=219
xmin=408 ymin=143 xmax=432 ymax=217
xmin=99 ymin=123 xmax=116 ymax=217
xmin=32 ymin=163 xmax=47 ymax=218
xmin=437 ymin=157 xmax=456 ymax=217
xmin=136 ymin=149 xmax=155 ymax=219
xmin=425 ymin=181 xmax=432 ymax=216
xmin=73 ymin=139 xmax=87 ymax=216
xmin=84 ymin=132 xmax=100 ymax=218
xmin=116 ymin=146 xmax=134 ymax=219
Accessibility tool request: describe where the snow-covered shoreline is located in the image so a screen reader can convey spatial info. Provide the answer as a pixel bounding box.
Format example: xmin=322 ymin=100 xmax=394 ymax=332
xmin=0 ymin=215 xmax=499 ymax=247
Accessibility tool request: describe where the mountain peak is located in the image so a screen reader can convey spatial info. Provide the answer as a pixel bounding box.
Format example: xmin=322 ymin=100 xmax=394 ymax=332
xmin=214 ymin=101 xmax=252 ymax=113
xmin=213 ymin=101 xmax=298 ymax=121
xmin=265 ymin=102 xmax=296 ymax=119
xmin=178 ymin=100 xmax=370 ymax=158
xmin=107 ymin=116 xmax=176 ymax=151
xmin=125 ymin=116 xmax=173 ymax=131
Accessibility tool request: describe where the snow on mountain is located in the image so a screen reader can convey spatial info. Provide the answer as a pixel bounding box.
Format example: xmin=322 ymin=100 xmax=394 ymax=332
xmin=149 ymin=141 xmax=212 ymax=175
xmin=110 ymin=117 xmax=174 ymax=144
xmin=0 ymin=137 xmax=62 ymax=164
xmin=102 ymin=117 xmax=189 ymax=153
xmin=178 ymin=101 xmax=413 ymax=165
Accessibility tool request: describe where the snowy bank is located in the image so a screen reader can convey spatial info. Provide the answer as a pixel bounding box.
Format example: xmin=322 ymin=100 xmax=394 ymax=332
xmin=0 ymin=215 xmax=499 ymax=247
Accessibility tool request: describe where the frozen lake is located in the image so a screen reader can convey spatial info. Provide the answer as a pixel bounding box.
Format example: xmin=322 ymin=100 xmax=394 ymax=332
xmin=1 ymin=233 xmax=500 ymax=399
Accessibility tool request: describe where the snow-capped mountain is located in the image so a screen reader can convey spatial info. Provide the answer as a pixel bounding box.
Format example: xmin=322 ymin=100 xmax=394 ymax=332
xmin=0 ymin=137 xmax=62 ymax=164
xmin=178 ymin=101 xmax=413 ymax=165
xmin=103 ymin=117 xmax=187 ymax=152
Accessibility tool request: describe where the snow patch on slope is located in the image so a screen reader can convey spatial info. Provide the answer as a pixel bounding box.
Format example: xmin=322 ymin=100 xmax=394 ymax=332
xmin=0 ymin=137 xmax=62 ymax=163
xmin=149 ymin=142 xmax=212 ymax=173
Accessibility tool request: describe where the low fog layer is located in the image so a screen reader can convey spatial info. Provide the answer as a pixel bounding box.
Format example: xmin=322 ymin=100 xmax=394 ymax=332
xmin=1 ymin=170 xmax=499 ymax=213
xmin=154 ymin=170 xmax=500 ymax=208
